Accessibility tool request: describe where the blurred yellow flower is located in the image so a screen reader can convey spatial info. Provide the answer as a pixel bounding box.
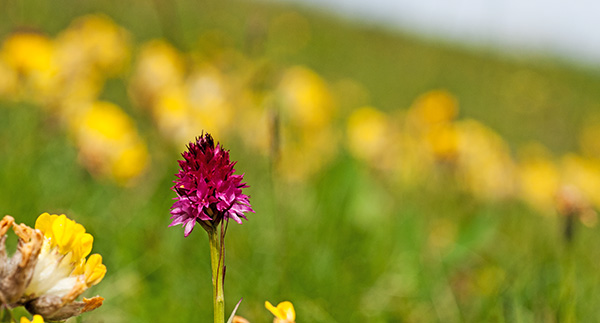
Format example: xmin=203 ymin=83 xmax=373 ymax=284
xmin=1 ymin=32 xmax=54 ymax=74
xmin=265 ymin=301 xmax=296 ymax=323
xmin=407 ymin=89 xmax=458 ymax=128
xmin=70 ymin=101 xmax=149 ymax=184
xmin=129 ymin=39 xmax=185 ymax=108
xmin=517 ymin=145 xmax=560 ymax=214
xmin=425 ymin=123 xmax=459 ymax=162
xmin=187 ymin=65 xmax=234 ymax=138
xmin=561 ymin=154 xmax=600 ymax=210
xmin=0 ymin=32 xmax=58 ymax=101
xmin=55 ymin=14 xmax=130 ymax=77
xmin=279 ymin=66 xmax=336 ymax=128
xmin=275 ymin=66 xmax=339 ymax=182
xmin=454 ymin=119 xmax=516 ymax=201
xmin=346 ymin=106 xmax=390 ymax=162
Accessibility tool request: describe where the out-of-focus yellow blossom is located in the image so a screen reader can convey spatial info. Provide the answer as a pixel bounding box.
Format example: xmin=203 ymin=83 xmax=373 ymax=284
xmin=39 ymin=14 xmax=130 ymax=113
xmin=70 ymin=101 xmax=149 ymax=184
xmin=0 ymin=32 xmax=58 ymax=101
xmin=407 ymin=89 xmax=458 ymax=129
xmin=150 ymin=65 xmax=234 ymax=145
xmin=1 ymin=214 xmax=105 ymax=321
xmin=405 ymin=89 xmax=460 ymax=163
xmin=274 ymin=66 xmax=339 ymax=182
xmin=153 ymin=85 xmax=195 ymax=144
xmin=1 ymin=32 xmax=54 ymax=75
xmin=278 ymin=66 xmax=336 ymax=128
xmin=235 ymin=89 xmax=274 ymax=155
xmin=346 ymin=106 xmax=432 ymax=186
xmin=54 ymin=14 xmax=130 ymax=77
xmin=265 ymin=301 xmax=295 ymax=323
xmin=454 ymin=119 xmax=516 ymax=201
xmin=346 ymin=106 xmax=390 ymax=162
xmin=20 ymin=315 xmax=44 ymax=323
xmin=517 ymin=145 xmax=561 ymax=214
xmin=425 ymin=123 xmax=460 ymax=162
xmin=278 ymin=125 xmax=340 ymax=182
xmin=129 ymin=39 xmax=186 ymax=109
xmin=561 ymin=154 xmax=600 ymax=210
xmin=186 ymin=66 xmax=234 ymax=138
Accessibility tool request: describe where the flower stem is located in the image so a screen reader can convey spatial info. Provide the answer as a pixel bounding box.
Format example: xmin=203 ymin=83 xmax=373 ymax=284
xmin=209 ymin=226 xmax=225 ymax=323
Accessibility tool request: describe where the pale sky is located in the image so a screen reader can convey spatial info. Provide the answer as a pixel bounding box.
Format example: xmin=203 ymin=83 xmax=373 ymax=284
xmin=275 ymin=0 xmax=600 ymax=66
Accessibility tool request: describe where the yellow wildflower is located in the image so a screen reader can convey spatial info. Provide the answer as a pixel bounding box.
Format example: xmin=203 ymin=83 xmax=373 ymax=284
xmin=407 ymin=89 xmax=458 ymax=128
xmin=70 ymin=101 xmax=149 ymax=184
xmin=1 ymin=213 xmax=105 ymax=321
xmin=454 ymin=119 xmax=516 ymax=200
xmin=517 ymin=145 xmax=561 ymax=214
xmin=265 ymin=301 xmax=296 ymax=323
xmin=346 ymin=106 xmax=390 ymax=162
xmin=1 ymin=32 xmax=54 ymax=75
xmin=129 ymin=39 xmax=185 ymax=108
xmin=55 ymin=14 xmax=130 ymax=77
xmin=278 ymin=66 xmax=336 ymax=128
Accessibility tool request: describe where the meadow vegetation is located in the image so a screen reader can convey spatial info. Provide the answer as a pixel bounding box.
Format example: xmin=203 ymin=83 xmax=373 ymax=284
xmin=1 ymin=0 xmax=600 ymax=321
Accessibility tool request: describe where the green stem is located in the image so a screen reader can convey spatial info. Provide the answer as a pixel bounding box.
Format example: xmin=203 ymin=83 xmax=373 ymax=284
xmin=208 ymin=226 xmax=225 ymax=323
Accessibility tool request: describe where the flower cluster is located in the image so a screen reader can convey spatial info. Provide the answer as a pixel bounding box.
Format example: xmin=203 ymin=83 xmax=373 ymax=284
xmin=0 ymin=15 xmax=148 ymax=185
xmin=0 ymin=213 xmax=106 ymax=321
xmin=170 ymin=133 xmax=254 ymax=236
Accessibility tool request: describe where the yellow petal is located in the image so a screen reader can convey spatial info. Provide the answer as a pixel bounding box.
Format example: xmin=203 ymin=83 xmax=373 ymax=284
xmin=84 ymin=254 xmax=107 ymax=286
xmin=52 ymin=215 xmax=85 ymax=254
xmin=277 ymin=301 xmax=295 ymax=321
xmin=35 ymin=213 xmax=57 ymax=239
xmin=72 ymin=233 xmax=94 ymax=261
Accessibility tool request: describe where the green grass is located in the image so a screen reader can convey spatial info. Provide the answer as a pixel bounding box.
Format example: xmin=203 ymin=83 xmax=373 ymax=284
xmin=2 ymin=0 xmax=600 ymax=322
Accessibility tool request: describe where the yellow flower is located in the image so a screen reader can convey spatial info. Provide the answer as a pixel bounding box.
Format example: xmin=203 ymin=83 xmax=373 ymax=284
xmin=407 ymin=89 xmax=458 ymax=128
xmin=1 ymin=213 xmax=105 ymax=321
xmin=278 ymin=66 xmax=336 ymax=128
xmin=274 ymin=66 xmax=339 ymax=182
xmin=561 ymin=154 xmax=600 ymax=210
xmin=517 ymin=145 xmax=560 ymax=214
xmin=70 ymin=101 xmax=149 ymax=184
xmin=346 ymin=106 xmax=390 ymax=162
xmin=454 ymin=119 xmax=516 ymax=200
xmin=1 ymin=32 xmax=54 ymax=74
xmin=265 ymin=301 xmax=295 ymax=323
xmin=129 ymin=39 xmax=185 ymax=108
xmin=20 ymin=315 xmax=44 ymax=323
xmin=55 ymin=14 xmax=130 ymax=77
xmin=0 ymin=32 xmax=59 ymax=101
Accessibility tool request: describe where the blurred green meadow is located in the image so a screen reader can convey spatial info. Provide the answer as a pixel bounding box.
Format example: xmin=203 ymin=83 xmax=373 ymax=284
xmin=2 ymin=0 xmax=600 ymax=322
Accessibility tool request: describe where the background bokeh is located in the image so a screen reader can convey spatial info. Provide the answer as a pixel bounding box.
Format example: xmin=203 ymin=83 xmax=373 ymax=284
xmin=2 ymin=0 xmax=600 ymax=322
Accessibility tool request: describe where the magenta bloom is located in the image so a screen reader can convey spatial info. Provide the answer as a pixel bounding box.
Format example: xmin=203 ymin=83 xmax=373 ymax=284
xmin=169 ymin=133 xmax=254 ymax=236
